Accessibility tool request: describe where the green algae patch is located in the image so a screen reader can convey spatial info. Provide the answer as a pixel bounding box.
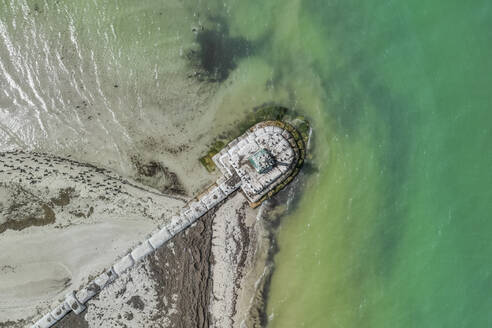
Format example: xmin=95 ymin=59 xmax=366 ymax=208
xmin=199 ymin=140 xmax=226 ymax=172
xmin=199 ymin=105 xmax=310 ymax=172
xmin=236 ymin=105 xmax=289 ymax=133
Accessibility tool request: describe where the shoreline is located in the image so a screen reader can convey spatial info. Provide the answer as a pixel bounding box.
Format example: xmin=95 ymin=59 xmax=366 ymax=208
xmin=0 ymin=152 xmax=184 ymax=326
xmin=0 ymin=117 xmax=308 ymax=328
xmin=0 ymin=155 xmax=297 ymax=328
xmin=47 ymin=191 xmax=275 ymax=328
xmin=0 ymin=2 xmax=310 ymax=326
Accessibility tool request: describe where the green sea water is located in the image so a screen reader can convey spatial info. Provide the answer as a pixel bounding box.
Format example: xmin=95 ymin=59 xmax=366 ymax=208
xmin=230 ymin=1 xmax=492 ymax=327
xmin=190 ymin=0 xmax=492 ymax=326
xmin=1 ymin=0 xmax=491 ymax=327
xmin=193 ymin=0 xmax=492 ymax=326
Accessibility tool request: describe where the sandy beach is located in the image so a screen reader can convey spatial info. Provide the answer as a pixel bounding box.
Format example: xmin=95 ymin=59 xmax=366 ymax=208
xmin=36 ymin=192 xmax=275 ymax=328
xmin=0 ymin=151 xmax=187 ymax=325
xmin=0 ymin=145 xmax=289 ymax=328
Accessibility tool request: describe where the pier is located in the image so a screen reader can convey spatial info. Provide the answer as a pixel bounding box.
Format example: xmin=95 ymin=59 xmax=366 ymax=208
xmin=31 ymin=120 xmax=305 ymax=328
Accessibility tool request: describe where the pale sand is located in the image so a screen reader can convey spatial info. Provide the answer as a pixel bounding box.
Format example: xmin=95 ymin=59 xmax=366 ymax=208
xmin=83 ymin=257 xmax=162 ymax=328
xmin=209 ymin=192 xmax=272 ymax=328
xmin=41 ymin=192 xmax=271 ymax=328
xmin=0 ymin=152 xmax=185 ymax=324
xmin=0 ymin=220 xmax=154 ymax=322
xmin=52 ymin=208 xmax=218 ymax=328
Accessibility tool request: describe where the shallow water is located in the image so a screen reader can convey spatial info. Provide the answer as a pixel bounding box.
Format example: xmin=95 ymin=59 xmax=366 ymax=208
xmin=251 ymin=1 xmax=492 ymax=327
xmin=1 ymin=0 xmax=491 ymax=327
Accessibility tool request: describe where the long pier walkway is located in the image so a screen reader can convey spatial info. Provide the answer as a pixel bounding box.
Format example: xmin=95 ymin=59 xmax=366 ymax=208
xmin=32 ymin=121 xmax=304 ymax=328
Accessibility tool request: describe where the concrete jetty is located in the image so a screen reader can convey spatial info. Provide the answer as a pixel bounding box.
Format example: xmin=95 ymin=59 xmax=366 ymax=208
xmin=30 ymin=120 xmax=304 ymax=328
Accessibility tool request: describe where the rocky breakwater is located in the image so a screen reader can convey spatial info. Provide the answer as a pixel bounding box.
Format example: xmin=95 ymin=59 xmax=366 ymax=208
xmin=29 ymin=120 xmax=305 ymax=328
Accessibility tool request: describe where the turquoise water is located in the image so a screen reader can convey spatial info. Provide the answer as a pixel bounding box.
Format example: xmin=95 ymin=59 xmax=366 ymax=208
xmin=253 ymin=1 xmax=492 ymax=327
xmin=1 ymin=0 xmax=491 ymax=327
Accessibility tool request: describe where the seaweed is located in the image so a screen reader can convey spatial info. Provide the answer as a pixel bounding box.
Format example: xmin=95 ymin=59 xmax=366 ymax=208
xmin=199 ymin=140 xmax=226 ymax=172
xmin=187 ymin=17 xmax=252 ymax=82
